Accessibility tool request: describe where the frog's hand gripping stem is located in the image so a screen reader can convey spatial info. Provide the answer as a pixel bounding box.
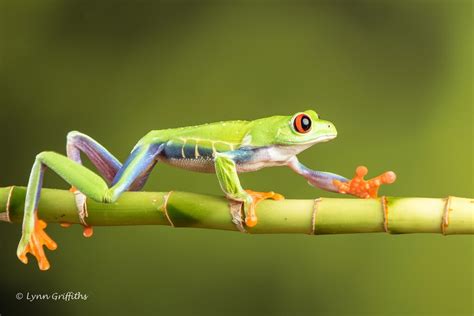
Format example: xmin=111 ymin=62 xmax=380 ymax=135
xmin=333 ymin=166 xmax=397 ymax=198
xmin=214 ymin=152 xmax=284 ymax=227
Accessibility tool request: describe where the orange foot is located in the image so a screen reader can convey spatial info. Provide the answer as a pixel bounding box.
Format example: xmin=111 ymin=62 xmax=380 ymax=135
xmin=69 ymin=186 xmax=94 ymax=238
xmin=17 ymin=215 xmax=57 ymax=271
xmin=244 ymin=190 xmax=285 ymax=227
xmin=333 ymin=166 xmax=396 ymax=198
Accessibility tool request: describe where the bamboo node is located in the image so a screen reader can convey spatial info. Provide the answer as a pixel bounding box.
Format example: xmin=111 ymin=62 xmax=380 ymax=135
xmin=382 ymin=196 xmax=389 ymax=233
xmin=441 ymin=196 xmax=453 ymax=235
xmin=0 ymin=212 xmax=8 ymax=222
xmin=311 ymin=198 xmax=322 ymax=235
xmin=229 ymin=200 xmax=246 ymax=233
xmin=4 ymin=185 xmax=14 ymax=223
xmin=162 ymin=191 xmax=175 ymax=227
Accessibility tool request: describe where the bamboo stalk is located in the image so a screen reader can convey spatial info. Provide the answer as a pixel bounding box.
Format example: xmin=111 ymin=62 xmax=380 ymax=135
xmin=0 ymin=186 xmax=472 ymax=235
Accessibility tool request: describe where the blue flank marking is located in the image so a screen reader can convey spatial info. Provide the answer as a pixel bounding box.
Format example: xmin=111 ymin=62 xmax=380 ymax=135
xmin=223 ymin=148 xmax=255 ymax=164
xmin=198 ymin=146 xmax=213 ymax=158
xmin=183 ymin=145 xmax=196 ymax=158
xmin=161 ymin=143 xmax=258 ymax=164
xmin=163 ymin=144 xmax=183 ymax=159
xmin=163 ymin=143 xmax=214 ymax=159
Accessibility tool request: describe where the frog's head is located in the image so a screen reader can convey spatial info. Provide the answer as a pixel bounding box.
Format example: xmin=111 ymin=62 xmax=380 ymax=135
xmin=273 ymin=110 xmax=337 ymax=146
xmin=247 ymin=110 xmax=337 ymax=149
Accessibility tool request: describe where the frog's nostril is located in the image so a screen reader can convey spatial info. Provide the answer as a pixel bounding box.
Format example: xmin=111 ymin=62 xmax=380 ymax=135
xmin=328 ymin=124 xmax=331 ymax=128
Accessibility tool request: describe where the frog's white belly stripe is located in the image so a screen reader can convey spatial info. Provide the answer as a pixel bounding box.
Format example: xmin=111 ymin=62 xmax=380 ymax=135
xmin=160 ymin=157 xmax=284 ymax=173
xmin=160 ymin=156 xmax=216 ymax=173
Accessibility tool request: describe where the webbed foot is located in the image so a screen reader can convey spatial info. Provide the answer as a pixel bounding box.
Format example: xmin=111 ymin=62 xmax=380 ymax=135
xmin=333 ymin=166 xmax=396 ymax=198
xmin=243 ymin=190 xmax=284 ymax=227
xmin=17 ymin=214 xmax=57 ymax=271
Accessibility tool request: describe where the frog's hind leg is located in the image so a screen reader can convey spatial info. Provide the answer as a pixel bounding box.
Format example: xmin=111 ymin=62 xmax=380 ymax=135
xmin=17 ymin=152 xmax=110 ymax=270
xmin=66 ymin=132 xmax=158 ymax=236
xmin=18 ymin=143 xmax=163 ymax=270
xmin=66 ymin=131 xmax=123 ymax=236
xmin=67 ymin=131 xmax=156 ymax=190
xmin=67 ymin=131 xmax=122 ymax=184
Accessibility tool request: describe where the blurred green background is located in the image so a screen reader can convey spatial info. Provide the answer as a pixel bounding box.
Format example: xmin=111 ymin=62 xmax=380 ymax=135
xmin=0 ymin=0 xmax=472 ymax=315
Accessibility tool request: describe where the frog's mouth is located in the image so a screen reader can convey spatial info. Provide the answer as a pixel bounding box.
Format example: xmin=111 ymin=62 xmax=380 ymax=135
xmin=280 ymin=134 xmax=337 ymax=146
xmin=294 ymin=134 xmax=337 ymax=145
xmin=311 ymin=134 xmax=337 ymax=143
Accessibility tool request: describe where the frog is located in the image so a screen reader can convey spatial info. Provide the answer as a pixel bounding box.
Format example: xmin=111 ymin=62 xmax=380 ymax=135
xmin=17 ymin=110 xmax=396 ymax=270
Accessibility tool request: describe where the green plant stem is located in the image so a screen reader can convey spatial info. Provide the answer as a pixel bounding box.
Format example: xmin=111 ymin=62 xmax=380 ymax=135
xmin=0 ymin=186 xmax=472 ymax=235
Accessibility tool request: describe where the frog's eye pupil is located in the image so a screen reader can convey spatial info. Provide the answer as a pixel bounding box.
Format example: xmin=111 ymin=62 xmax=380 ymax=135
xmin=293 ymin=114 xmax=312 ymax=133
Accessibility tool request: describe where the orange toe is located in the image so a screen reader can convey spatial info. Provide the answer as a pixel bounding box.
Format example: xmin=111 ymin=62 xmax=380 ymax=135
xmin=82 ymin=226 xmax=94 ymax=238
xmin=244 ymin=190 xmax=285 ymax=202
xmin=381 ymin=171 xmax=397 ymax=184
xmin=244 ymin=190 xmax=285 ymax=227
xmin=355 ymin=166 xmax=368 ymax=177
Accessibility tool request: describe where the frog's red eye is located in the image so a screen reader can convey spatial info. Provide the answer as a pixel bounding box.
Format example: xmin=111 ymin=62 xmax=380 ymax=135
xmin=293 ymin=114 xmax=312 ymax=133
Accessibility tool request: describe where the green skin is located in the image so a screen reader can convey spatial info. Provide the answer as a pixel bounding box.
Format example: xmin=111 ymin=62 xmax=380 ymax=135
xmin=17 ymin=110 xmax=393 ymax=270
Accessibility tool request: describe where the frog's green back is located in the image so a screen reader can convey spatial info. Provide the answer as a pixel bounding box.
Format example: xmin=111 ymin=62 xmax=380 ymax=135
xmin=145 ymin=120 xmax=253 ymax=152
xmin=163 ymin=120 xmax=251 ymax=143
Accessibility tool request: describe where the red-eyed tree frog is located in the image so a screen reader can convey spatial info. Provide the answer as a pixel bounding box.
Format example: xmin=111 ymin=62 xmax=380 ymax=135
xmin=17 ymin=110 xmax=396 ymax=270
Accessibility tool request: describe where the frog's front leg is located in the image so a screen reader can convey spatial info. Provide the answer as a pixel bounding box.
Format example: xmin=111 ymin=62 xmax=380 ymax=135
xmin=214 ymin=152 xmax=284 ymax=227
xmin=287 ymin=157 xmax=396 ymax=198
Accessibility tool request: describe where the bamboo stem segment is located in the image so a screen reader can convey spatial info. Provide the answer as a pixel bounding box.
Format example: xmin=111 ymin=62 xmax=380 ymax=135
xmin=0 ymin=186 xmax=472 ymax=235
